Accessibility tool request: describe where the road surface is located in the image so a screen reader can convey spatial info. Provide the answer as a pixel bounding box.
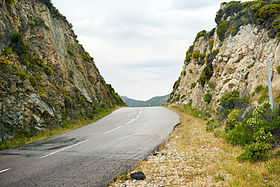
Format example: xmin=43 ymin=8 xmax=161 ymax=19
xmin=0 ymin=107 xmax=180 ymax=187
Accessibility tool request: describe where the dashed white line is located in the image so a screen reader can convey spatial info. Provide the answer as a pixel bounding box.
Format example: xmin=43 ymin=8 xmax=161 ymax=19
xmin=0 ymin=168 xmax=10 ymax=174
xmin=102 ymin=126 xmax=122 ymax=135
xmin=40 ymin=140 xmax=88 ymax=159
xmin=126 ymin=119 xmax=135 ymax=124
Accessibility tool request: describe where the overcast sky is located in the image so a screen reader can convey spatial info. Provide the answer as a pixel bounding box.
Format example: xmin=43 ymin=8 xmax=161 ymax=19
xmin=52 ymin=0 xmax=231 ymax=100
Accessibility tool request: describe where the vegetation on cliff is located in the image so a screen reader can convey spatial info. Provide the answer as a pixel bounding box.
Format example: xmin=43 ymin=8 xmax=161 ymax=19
xmin=0 ymin=0 xmax=125 ymax=145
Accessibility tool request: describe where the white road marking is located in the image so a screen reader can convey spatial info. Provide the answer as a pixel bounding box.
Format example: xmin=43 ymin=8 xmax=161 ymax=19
xmin=40 ymin=140 xmax=88 ymax=159
xmin=103 ymin=126 xmax=122 ymax=135
xmin=136 ymin=115 xmax=140 ymax=119
xmin=0 ymin=168 xmax=10 ymax=174
xmin=126 ymin=119 xmax=135 ymax=124
xmin=139 ymin=108 xmax=142 ymax=114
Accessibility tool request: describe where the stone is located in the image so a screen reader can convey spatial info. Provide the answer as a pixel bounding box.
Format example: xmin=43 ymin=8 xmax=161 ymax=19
xmin=130 ymin=172 xmax=146 ymax=180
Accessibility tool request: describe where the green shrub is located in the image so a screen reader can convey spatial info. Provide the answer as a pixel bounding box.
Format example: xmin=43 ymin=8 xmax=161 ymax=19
xmin=255 ymin=4 xmax=280 ymax=20
xmin=10 ymin=33 xmax=30 ymax=55
xmin=225 ymin=109 xmax=241 ymax=132
xmin=208 ymin=39 xmax=214 ymax=51
xmin=204 ymin=92 xmax=212 ymax=104
xmin=0 ymin=57 xmax=11 ymax=65
xmin=191 ymin=82 xmax=196 ymax=89
xmin=188 ymin=69 xmax=193 ymax=74
xmin=173 ymin=78 xmax=180 ymax=90
xmin=192 ymin=50 xmax=200 ymax=61
xmin=217 ymin=90 xmax=249 ymax=117
xmin=198 ymin=65 xmax=213 ymax=87
xmin=81 ymin=52 xmax=91 ymax=61
xmin=5 ymin=0 xmax=15 ymax=5
xmin=277 ymin=65 xmax=280 ymax=74
xmin=226 ymin=121 xmax=253 ymax=146
xmin=87 ymin=113 xmax=94 ymax=119
xmin=29 ymin=18 xmax=45 ymax=27
xmin=64 ymin=96 xmax=72 ymax=108
xmin=194 ymin=30 xmax=207 ymax=43
xmin=1 ymin=47 xmax=12 ymax=56
xmin=31 ymin=56 xmax=45 ymax=67
xmin=217 ymin=20 xmax=230 ymax=42
xmin=67 ymin=49 xmax=74 ymax=56
xmin=247 ymin=62 xmax=255 ymax=68
xmin=237 ymin=141 xmax=272 ymax=162
xmin=255 ymin=84 xmax=264 ymax=94
xmin=44 ymin=66 xmax=52 ymax=75
xmin=181 ymin=70 xmax=186 ymax=76
xmin=206 ymin=120 xmax=220 ymax=132
xmin=258 ymin=94 xmax=269 ymax=103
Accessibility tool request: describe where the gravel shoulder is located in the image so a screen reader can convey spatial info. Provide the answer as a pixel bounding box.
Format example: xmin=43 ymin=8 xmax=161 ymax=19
xmin=110 ymin=106 xmax=280 ymax=187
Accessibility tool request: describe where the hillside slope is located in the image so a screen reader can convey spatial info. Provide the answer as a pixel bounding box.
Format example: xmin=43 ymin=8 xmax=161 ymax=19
xmin=121 ymin=95 xmax=169 ymax=107
xmin=168 ymin=0 xmax=280 ymax=111
xmin=0 ymin=0 xmax=125 ymax=141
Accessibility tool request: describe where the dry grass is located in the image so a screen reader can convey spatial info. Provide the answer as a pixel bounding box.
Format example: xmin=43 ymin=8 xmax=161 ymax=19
xmin=111 ymin=106 xmax=280 ymax=187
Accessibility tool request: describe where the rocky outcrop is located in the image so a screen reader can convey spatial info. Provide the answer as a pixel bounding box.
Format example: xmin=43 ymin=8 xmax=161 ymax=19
xmin=0 ymin=0 xmax=125 ymax=141
xmin=168 ymin=1 xmax=280 ymax=111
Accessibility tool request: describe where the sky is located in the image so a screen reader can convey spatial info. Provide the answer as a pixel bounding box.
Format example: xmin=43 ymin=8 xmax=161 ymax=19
xmin=52 ymin=0 xmax=231 ymax=100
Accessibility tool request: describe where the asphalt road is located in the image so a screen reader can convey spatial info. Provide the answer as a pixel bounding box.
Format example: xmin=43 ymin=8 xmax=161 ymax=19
xmin=0 ymin=107 xmax=180 ymax=187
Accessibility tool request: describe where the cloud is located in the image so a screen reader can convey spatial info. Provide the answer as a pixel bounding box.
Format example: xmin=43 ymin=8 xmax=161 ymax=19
xmin=170 ymin=0 xmax=221 ymax=10
xmin=52 ymin=0 xmax=230 ymax=100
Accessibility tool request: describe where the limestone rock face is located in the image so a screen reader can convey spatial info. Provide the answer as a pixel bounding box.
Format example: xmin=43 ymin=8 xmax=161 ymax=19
xmin=0 ymin=0 xmax=125 ymax=140
xmin=169 ymin=24 xmax=280 ymax=111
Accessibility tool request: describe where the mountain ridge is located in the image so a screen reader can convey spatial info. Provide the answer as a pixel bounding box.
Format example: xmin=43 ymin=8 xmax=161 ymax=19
xmin=121 ymin=94 xmax=169 ymax=107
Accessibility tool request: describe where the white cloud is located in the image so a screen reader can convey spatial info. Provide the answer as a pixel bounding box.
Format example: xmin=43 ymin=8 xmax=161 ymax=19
xmin=52 ymin=0 xmax=231 ymax=100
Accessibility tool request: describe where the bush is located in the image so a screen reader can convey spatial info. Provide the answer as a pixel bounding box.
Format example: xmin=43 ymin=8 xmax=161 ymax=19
xmin=191 ymin=82 xmax=196 ymax=89
xmin=173 ymin=78 xmax=180 ymax=90
xmin=237 ymin=141 xmax=272 ymax=162
xmin=255 ymin=4 xmax=280 ymax=20
xmin=204 ymin=92 xmax=212 ymax=104
xmin=225 ymin=109 xmax=241 ymax=132
xmin=188 ymin=69 xmax=193 ymax=74
xmin=44 ymin=66 xmax=52 ymax=75
xmin=0 ymin=57 xmax=11 ymax=65
xmin=192 ymin=50 xmax=200 ymax=61
xmin=10 ymin=33 xmax=30 ymax=55
xmin=194 ymin=30 xmax=207 ymax=43
xmin=255 ymin=84 xmax=264 ymax=94
xmin=81 ymin=52 xmax=91 ymax=61
xmin=258 ymin=94 xmax=269 ymax=103
xmin=208 ymin=39 xmax=214 ymax=51
xmin=5 ymin=0 xmax=15 ymax=5
xmin=277 ymin=65 xmax=280 ymax=74
xmin=217 ymin=21 xmax=230 ymax=42
xmin=181 ymin=70 xmax=186 ymax=76
xmin=217 ymin=90 xmax=249 ymax=116
xmin=67 ymin=49 xmax=74 ymax=56
xmin=206 ymin=119 xmax=220 ymax=132
xmin=64 ymin=96 xmax=72 ymax=108
xmin=31 ymin=56 xmax=45 ymax=67
xmin=226 ymin=121 xmax=253 ymax=146
xmin=198 ymin=65 xmax=213 ymax=87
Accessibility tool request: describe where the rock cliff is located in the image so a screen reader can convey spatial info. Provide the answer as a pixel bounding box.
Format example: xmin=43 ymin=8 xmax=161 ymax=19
xmin=168 ymin=0 xmax=280 ymax=112
xmin=0 ymin=0 xmax=125 ymax=141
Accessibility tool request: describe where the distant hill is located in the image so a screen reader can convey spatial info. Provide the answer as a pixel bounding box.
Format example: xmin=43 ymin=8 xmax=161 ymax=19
xmin=121 ymin=95 xmax=169 ymax=107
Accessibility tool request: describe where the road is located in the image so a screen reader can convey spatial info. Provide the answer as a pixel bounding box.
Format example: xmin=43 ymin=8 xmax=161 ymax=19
xmin=0 ymin=107 xmax=180 ymax=187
